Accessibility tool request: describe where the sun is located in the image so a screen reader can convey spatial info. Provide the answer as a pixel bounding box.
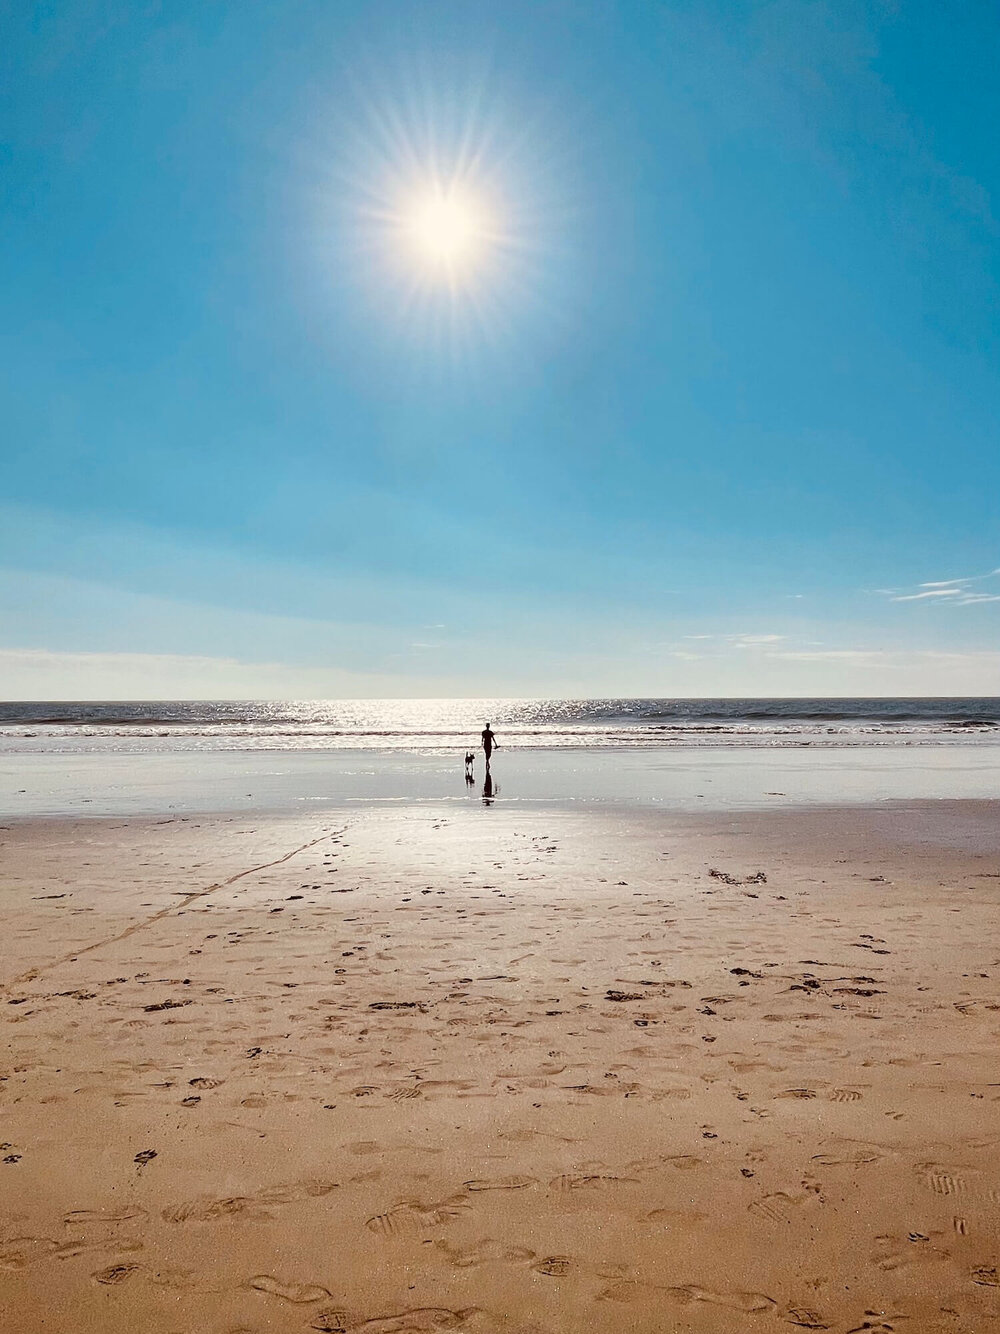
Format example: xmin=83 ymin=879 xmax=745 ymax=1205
xmin=322 ymin=61 xmax=566 ymax=343
xmin=406 ymin=189 xmax=487 ymax=269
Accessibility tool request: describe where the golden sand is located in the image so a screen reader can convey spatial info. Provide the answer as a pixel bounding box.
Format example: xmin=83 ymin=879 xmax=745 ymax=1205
xmin=1 ymin=802 xmax=999 ymax=1332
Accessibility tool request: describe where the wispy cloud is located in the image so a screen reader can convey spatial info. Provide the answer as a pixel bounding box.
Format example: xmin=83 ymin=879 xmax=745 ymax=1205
xmin=770 ymin=649 xmax=887 ymax=663
xmin=893 ymin=588 xmax=967 ymax=601
xmin=880 ymin=568 xmax=1000 ymax=606
xmin=770 ymin=648 xmax=1000 ymax=669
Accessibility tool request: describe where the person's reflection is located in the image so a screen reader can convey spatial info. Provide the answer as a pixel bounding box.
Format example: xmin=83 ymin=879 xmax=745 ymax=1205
xmin=482 ymin=767 xmax=498 ymax=806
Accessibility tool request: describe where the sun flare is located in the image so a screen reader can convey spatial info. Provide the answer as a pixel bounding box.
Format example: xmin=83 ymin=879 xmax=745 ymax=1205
xmin=329 ymin=65 xmax=562 ymax=344
xmin=406 ymin=189 xmax=487 ymax=268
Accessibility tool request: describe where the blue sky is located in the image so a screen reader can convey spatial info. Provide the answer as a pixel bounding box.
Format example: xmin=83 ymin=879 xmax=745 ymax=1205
xmin=2 ymin=0 xmax=998 ymax=698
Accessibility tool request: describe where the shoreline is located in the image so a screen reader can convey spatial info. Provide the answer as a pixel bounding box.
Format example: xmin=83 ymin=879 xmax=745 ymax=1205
xmin=3 ymin=742 xmax=1000 ymax=819
xmin=4 ymin=792 xmax=1000 ymax=848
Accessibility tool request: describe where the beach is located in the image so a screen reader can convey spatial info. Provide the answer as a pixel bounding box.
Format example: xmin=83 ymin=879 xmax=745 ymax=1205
xmin=9 ymin=0 xmax=1000 ymax=1323
xmin=3 ymin=790 xmax=1000 ymax=1333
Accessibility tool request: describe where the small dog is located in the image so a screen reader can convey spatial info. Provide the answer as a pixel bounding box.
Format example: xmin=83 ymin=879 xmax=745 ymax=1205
xmin=464 ymin=751 xmax=475 ymax=781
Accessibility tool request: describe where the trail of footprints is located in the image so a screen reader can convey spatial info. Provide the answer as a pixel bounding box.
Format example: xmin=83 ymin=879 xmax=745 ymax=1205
xmin=7 ymin=827 xmax=1000 ymax=1332
xmin=0 ymin=1160 xmax=899 ymax=1333
xmin=6 ymin=1147 xmax=993 ymax=1326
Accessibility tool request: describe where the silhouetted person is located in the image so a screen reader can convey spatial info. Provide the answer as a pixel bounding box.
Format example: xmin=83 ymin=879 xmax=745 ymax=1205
xmin=481 ymin=722 xmax=497 ymax=767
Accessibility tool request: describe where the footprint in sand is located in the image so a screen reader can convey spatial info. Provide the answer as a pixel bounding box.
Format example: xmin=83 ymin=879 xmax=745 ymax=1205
xmin=164 ymin=1195 xmax=248 ymax=1223
xmin=597 ymin=1279 xmax=644 ymax=1302
xmin=64 ymin=1208 xmax=147 ymax=1228
xmin=387 ymin=1086 xmax=422 ymax=1101
xmin=647 ymin=1207 xmax=708 ymax=1227
xmin=917 ymin=1165 xmax=969 ymax=1197
xmin=872 ymin=1241 xmax=950 ymax=1272
xmin=350 ymin=1310 xmax=473 ymax=1333
xmin=811 ymin=1149 xmax=882 ymax=1167
xmin=602 ymin=1277 xmax=777 ymax=1313
xmin=93 ymin=1263 xmax=142 ymax=1285
xmin=1 ymin=1238 xmax=63 ymax=1270
xmin=311 ymin=1312 xmax=351 ymax=1332
xmin=248 ymin=1275 xmax=332 ymax=1303
xmin=257 ymin=1181 xmax=339 ymax=1207
xmin=433 ymin=1239 xmax=535 ymax=1269
xmin=667 ymin=1284 xmax=776 ymax=1314
xmin=540 ymin=1255 xmax=594 ymax=1279
xmin=462 ymin=1175 xmax=535 ymax=1191
xmin=662 ymin=1154 xmax=703 ymax=1171
xmin=165 ymin=1179 xmax=337 ymax=1223
xmin=782 ymin=1308 xmax=831 ymax=1329
xmin=441 ymin=1239 xmax=621 ymax=1287
xmin=189 ymin=1076 xmax=223 ymax=1089
xmin=748 ymin=1191 xmax=815 ymax=1224
xmin=365 ymin=1196 xmax=468 ymax=1238
xmin=829 ymin=1088 xmax=863 ymax=1103
xmin=650 ymin=1087 xmax=692 ymax=1101
xmin=551 ymin=1171 xmax=640 ymax=1191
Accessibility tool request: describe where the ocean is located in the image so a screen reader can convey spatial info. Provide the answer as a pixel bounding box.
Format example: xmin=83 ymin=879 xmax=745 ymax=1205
xmin=2 ymin=697 xmax=999 ymax=755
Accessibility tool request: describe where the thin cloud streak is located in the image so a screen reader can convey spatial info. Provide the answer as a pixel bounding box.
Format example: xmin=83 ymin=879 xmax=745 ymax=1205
xmin=893 ymin=588 xmax=966 ymax=601
xmin=883 ymin=566 xmax=1000 ymax=606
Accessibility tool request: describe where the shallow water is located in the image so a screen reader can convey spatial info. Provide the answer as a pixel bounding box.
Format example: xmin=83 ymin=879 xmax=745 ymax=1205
xmin=4 ymin=744 xmax=999 ymax=818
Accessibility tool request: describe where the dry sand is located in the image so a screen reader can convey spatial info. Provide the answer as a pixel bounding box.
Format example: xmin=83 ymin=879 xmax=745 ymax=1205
xmin=1 ymin=800 xmax=999 ymax=1333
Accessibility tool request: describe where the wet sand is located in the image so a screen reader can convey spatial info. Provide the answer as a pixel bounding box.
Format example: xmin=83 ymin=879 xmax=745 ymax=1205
xmin=5 ymin=742 xmax=1000 ymax=818
xmin=2 ymin=800 xmax=1000 ymax=1332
